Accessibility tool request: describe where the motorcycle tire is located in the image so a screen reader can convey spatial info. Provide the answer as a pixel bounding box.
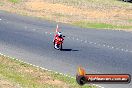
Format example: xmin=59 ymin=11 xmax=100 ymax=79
xmin=60 ymin=44 xmax=63 ymax=50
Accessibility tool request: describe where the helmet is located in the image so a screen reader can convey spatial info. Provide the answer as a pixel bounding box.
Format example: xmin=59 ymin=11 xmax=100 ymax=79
xmin=58 ymin=32 xmax=62 ymax=37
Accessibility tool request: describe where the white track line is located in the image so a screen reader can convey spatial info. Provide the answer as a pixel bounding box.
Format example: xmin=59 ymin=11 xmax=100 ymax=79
xmin=89 ymin=42 xmax=93 ymax=44
xmin=24 ymin=26 xmax=27 ymax=29
xmin=103 ymin=44 xmax=106 ymax=46
xmin=93 ymin=84 xmax=104 ymax=88
xmin=115 ymin=48 xmax=119 ymax=50
xmin=33 ymin=29 xmax=36 ymax=31
xmin=85 ymin=40 xmax=87 ymax=43
xmin=121 ymin=49 xmax=124 ymax=51
xmin=125 ymin=50 xmax=128 ymax=52
xmin=67 ymin=37 xmax=70 ymax=38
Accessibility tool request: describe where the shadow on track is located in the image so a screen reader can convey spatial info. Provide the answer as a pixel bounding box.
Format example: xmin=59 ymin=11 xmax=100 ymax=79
xmin=61 ymin=49 xmax=79 ymax=51
xmin=118 ymin=0 xmax=132 ymax=3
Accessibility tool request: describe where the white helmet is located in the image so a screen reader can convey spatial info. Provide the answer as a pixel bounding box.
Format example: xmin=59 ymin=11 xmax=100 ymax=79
xmin=58 ymin=32 xmax=62 ymax=36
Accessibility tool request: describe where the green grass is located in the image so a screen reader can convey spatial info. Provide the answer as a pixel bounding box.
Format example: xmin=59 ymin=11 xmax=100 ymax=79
xmin=128 ymin=19 xmax=132 ymax=22
xmin=72 ymin=21 xmax=132 ymax=30
xmin=0 ymin=2 xmax=5 ymax=6
xmin=0 ymin=55 xmax=95 ymax=88
xmin=9 ymin=0 xmax=20 ymax=3
xmin=53 ymin=13 xmax=71 ymax=18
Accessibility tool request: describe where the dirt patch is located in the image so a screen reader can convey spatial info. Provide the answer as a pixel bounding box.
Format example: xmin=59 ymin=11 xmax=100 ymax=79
xmin=0 ymin=0 xmax=132 ymax=29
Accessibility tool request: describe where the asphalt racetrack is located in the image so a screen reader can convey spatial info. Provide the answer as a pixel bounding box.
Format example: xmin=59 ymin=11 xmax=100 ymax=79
xmin=0 ymin=11 xmax=132 ymax=88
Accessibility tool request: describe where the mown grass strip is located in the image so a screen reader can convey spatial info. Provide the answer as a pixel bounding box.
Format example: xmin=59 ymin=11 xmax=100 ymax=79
xmin=0 ymin=2 xmax=4 ymax=6
xmin=9 ymin=0 xmax=20 ymax=3
xmin=72 ymin=21 xmax=132 ymax=30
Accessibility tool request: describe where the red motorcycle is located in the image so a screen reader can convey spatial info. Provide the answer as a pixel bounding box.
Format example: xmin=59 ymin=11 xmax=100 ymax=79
xmin=53 ymin=36 xmax=65 ymax=50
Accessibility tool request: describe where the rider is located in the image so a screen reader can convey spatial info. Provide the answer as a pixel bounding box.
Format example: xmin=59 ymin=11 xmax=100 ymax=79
xmin=54 ymin=32 xmax=64 ymax=49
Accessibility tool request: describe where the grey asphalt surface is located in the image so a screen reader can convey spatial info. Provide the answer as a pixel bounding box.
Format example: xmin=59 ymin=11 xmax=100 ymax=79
xmin=0 ymin=11 xmax=132 ymax=88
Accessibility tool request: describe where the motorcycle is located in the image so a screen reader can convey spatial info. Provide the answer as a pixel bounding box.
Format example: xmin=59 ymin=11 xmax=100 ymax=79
xmin=53 ymin=36 xmax=65 ymax=50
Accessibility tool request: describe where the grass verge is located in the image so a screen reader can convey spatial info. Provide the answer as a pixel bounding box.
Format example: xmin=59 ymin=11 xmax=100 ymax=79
xmin=9 ymin=0 xmax=20 ymax=3
xmin=0 ymin=55 xmax=95 ymax=88
xmin=0 ymin=2 xmax=4 ymax=6
xmin=72 ymin=21 xmax=132 ymax=30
